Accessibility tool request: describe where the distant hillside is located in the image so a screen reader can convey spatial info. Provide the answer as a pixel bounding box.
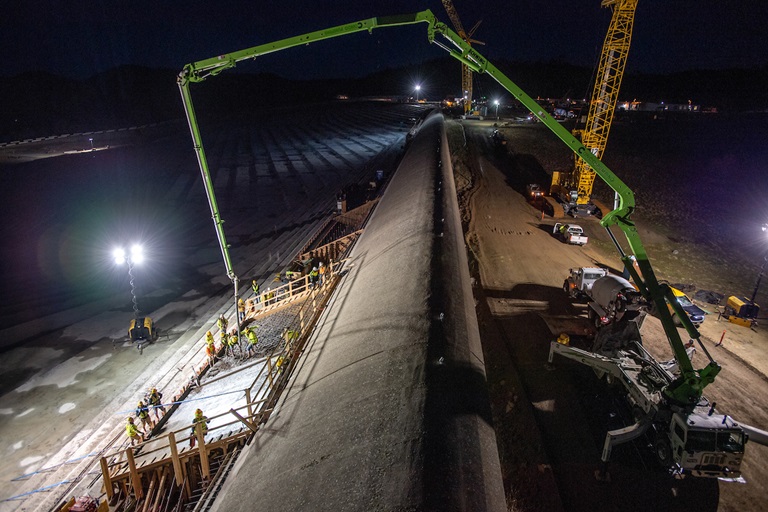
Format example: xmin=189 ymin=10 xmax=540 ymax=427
xmin=1 ymin=60 xmax=766 ymax=142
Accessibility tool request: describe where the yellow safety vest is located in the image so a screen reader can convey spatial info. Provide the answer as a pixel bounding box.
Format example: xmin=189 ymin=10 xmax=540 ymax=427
xmin=126 ymin=423 xmax=140 ymax=438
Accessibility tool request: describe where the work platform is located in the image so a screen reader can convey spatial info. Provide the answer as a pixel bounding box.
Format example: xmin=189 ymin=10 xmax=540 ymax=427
xmin=97 ymin=258 xmax=346 ymax=511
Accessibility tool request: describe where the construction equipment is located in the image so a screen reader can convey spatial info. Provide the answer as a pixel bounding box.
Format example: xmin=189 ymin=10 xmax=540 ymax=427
xmin=128 ymin=317 xmax=157 ymax=353
xmin=558 ymin=269 xmax=744 ymax=479
xmin=441 ymin=0 xmax=484 ymax=114
xmin=550 ymin=332 xmax=745 ymax=478
xmin=526 ymin=183 xmax=544 ymax=199
xmin=551 ymin=0 xmax=638 ymax=215
xmin=565 ymin=268 xmax=646 ymax=327
xmin=724 ymin=295 xmax=760 ymax=327
xmin=177 ymin=8 xmax=746 ymax=478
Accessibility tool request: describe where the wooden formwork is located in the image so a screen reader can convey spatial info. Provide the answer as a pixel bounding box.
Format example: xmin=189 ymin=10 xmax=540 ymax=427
xmin=300 ymin=232 xmax=361 ymax=267
xmin=100 ymin=268 xmax=343 ymax=511
xmin=298 ymin=199 xmax=376 ymax=258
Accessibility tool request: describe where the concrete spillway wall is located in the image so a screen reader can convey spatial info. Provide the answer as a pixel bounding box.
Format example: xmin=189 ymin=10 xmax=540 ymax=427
xmin=212 ymin=112 xmax=506 ymax=511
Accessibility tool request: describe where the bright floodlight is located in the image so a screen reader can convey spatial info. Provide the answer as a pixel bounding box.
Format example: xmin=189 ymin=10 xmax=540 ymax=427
xmin=114 ymin=244 xmax=143 ymax=264
xmin=114 ymin=247 xmax=126 ymax=265
xmin=762 ymin=223 xmax=768 ymax=233
xmin=494 ymin=100 xmax=499 ymax=105
xmin=131 ymin=244 xmax=144 ymax=264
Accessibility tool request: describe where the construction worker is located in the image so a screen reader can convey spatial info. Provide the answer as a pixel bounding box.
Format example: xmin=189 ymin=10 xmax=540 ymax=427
xmin=189 ymin=409 xmax=210 ymax=448
xmin=252 ymin=279 xmax=260 ymax=303
xmin=135 ymin=400 xmax=154 ymax=432
xmin=318 ymin=262 xmax=326 ymax=285
xmin=246 ymin=298 xmax=255 ymax=316
xmin=126 ymin=417 xmax=144 ymax=446
xmin=220 ymin=329 xmax=230 ymax=355
xmin=205 ymin=336 xmax=216 ymax=367
xmin=205 ymin=330 xmax=215 ymax=346
xmin=242 ymin=327 xmax=259 ymax=359
xmin=147 ymin=388 xmax=165 ymax=422
xmin=309 ymin=267 xmax=319 ymax=288
xmin=237 ymin=298 xmax=245 ymax=321
xmin=265 ymin=288 xmax=274 ymax=305
xmin=225 ymin=329 xmax=240 ymax=357
xmin=216 ymin=313 xmax=228 ymax=334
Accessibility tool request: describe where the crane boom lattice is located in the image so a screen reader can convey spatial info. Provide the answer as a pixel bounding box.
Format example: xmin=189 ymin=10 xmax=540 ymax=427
xmin=442 ymin=0 xmax=478 ymax=114
xmin=573 ymin=0 xmax=638 ymax=204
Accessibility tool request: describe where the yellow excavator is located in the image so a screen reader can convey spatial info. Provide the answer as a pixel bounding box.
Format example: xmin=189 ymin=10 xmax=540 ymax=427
xmin=551 ymin=0 xmax=638 ymax=216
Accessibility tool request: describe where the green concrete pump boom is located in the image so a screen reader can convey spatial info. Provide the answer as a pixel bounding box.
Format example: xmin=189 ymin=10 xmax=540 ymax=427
xmin=177 ymin=9 xmax=716 ymax=408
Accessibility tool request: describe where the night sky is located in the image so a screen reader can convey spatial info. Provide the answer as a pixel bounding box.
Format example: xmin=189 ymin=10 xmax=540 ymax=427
xmin=3 ymin=0 xmax=767 ymax=81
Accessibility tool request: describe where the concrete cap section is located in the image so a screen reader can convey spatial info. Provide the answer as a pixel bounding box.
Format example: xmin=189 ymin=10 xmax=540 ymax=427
xmin=212 ymin=112 xmax=504 ymax=511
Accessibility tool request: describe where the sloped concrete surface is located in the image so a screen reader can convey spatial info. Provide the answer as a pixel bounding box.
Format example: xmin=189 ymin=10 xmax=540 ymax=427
xmin=212 ymin=113 xmax=505 ymax=511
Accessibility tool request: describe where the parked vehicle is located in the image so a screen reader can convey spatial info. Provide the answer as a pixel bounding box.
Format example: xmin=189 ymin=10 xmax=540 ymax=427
xmin=553 ymin=223 xmax=588 ymax=245
xmin=563 ymin=267 xmax=607 ymax=299
xmin=668 ymin=287 xmax=706 ymax=327
xmin=526 ymin=183 xmax=543 ymax=199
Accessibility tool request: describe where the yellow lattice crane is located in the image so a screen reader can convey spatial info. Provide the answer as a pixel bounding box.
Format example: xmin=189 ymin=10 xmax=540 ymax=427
xmin=441 ymin=0 xmax=483 ymax=114
xmin=554 ymin=0 xmax=638 ymax=213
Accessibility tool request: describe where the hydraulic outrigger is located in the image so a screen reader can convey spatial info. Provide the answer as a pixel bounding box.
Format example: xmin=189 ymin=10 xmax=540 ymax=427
xmin=177 ymin=9 xmax=745 ymax=477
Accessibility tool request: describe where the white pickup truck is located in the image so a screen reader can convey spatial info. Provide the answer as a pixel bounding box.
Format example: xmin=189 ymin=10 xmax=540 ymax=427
xmin=553 ymin=223 xmax=588 ymax=246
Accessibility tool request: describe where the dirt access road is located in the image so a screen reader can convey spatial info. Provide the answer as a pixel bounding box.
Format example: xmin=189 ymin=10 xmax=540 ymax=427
xmin=449 ymin=119 xmax=768 ymax=512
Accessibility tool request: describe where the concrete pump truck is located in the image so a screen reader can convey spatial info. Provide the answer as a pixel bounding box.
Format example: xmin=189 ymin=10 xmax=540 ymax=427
xmin=176 ymin=10 xmax=747 ymax=479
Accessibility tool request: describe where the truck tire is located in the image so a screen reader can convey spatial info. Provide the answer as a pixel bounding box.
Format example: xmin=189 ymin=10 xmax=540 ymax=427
xmin=563 ymin=280 xmax=570 ymax=294
xmin=654 ymin=437 xmax=672 ymax=466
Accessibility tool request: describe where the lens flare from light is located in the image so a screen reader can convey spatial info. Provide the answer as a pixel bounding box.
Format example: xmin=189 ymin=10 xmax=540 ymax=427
xmin=131 ymin=244 xmax=144 ymax=264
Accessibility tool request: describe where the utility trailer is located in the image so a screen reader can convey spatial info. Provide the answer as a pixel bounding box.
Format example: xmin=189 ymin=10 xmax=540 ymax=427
xmin=549 ymin=317 xmax=746 ymax=478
